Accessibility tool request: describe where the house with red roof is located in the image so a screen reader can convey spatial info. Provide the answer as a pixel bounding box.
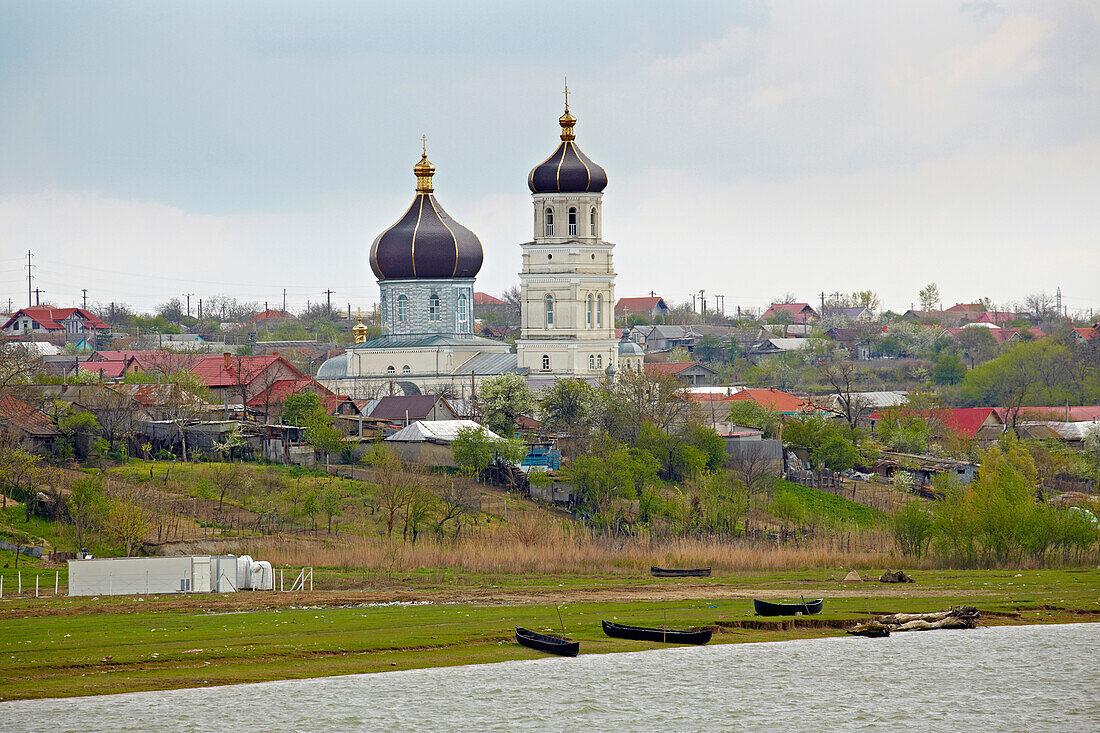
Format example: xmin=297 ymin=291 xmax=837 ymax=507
xmin=191 ymin=353 xmax=304 ymax=407
xmin=760 ymin=302 xmax=818 ymax=324
xmin=246 ymin=378 xmax=349 ymax=421
xmin=249 ymin=309 xmax=294 ymax=329
xmin=726 ymin=388 xmax=820 ymax=415
xmin=1072 ymin=325 xmax=1099 ymax=344
xmin=0 ymin=393 xmax=60 ymax=453
xmin=868 ymin=407 xmax=1003 ymax=440
xmin=941 ymin=326 xmax=1045 ymax=345
xmin=1 ymin=307 xmax=109 ymax=345
xmin=616 ymin=296 xmax=671 ymax=321
xmin=643 ymin=361 xmax=719 ymax=386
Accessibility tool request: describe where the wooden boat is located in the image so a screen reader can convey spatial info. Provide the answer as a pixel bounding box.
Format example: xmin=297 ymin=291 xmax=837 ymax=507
xmin=753 ymin=598 xmax=824 ymax=616
xmin=515 ymin=626 xmax=579 ymax=657
xmin=650 ymin=566 xmax=712 ymax=578
xmin=601 ymin=620 xmax=712 ymax=645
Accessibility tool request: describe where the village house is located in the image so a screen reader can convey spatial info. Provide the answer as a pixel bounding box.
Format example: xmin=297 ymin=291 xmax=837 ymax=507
xmin=1 ymin=307 xmax=110 ymax=346
xmin=760 ymin=302 xmax=818 ymax=324
xmin=643 ymin=361 xmax=719 ymax=387
xmin=191 ymin=353 xmax=305 ymax=407
xmin=368 ymin=394 xmax=458 ymax=424
xmin=615 ymin=296 xmax=672 ymax=322
xmin=246 ymin=377 xmax=351 ymax=422
xmin=625 ymin=324 xmax=698 ymax=353
xmin=0 ymin=393 xmax=60 ymax=454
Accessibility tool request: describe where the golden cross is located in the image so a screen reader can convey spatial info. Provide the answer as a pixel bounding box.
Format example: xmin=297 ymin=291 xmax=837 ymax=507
xmin=563 ymin=78 xmax=569 ymax=111
xmin=421 ymin=135 xmax=427 ymax=156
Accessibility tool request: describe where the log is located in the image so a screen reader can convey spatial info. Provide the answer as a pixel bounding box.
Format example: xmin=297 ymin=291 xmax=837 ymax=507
xmin=879 ymin=570 xmax=913 ymax=583
xmin=846 ymin=622 xmax=891 ymax=638
xmin=876 ymin=606 xmax=980 ymax=631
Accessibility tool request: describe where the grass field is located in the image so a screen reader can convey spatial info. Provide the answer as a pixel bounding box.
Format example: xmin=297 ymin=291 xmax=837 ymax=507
xmin=1 ymin=567 xmax=1096 ymax=701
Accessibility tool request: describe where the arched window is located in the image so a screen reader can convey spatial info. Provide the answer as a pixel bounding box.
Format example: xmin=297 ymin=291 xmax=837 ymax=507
xmin=397 ymin=294 xmax=408 ymax=323
xmin=545 ymin=294 xmax=554 ymax=327
xmin=542 ymin=354 xmax=550 ymax=371
xmin=386 ymin=365 xmax=396 ymax=375
xmin=458 ymin=292 xmax=468 ymax=323
xmin=586 ymin=294 xmax=593 ymax=327
xmin=568 ymin=207 xmax=577 ymax=236
xmin=590 ymin=207 xmax=597 ymax=235
xmin=545 ymin=208 xmax=554 ymax=236
xmin=402 ymin=365 xmax=411 ymax=374
xmin=596 ymin=294 xmax=603 ymax=326
xmin=429 ymin=292 xmax=441 ymax=322
xmin=597 ymin=354 xmax=603 ymax=369
xmin=588 ymin=354 xmax=595 ymax=369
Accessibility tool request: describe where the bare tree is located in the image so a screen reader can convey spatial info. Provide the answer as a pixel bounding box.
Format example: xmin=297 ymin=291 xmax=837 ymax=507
xmin=0 ymin=342 xmax=41 ymax=391
xmin=820 ymin=360 xmax=872 ymax=431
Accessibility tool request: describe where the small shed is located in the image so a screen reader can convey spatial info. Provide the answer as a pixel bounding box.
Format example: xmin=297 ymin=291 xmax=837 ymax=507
xmin=875 ymin=451 xmax=978 ymax=487
xmin=384 ymin=419 xmax=502 ymax=466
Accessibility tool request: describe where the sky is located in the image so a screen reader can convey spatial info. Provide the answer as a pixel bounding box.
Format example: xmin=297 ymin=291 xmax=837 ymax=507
xmin=1 ymin=1 xmax=1098 ymax=317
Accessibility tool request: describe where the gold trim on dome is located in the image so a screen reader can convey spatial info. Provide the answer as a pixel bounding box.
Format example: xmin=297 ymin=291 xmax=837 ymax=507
xmin=410 ymin=195 xmax=425 ymax=277
xmin=427 ymin=194 xmax=461 ymax=278
xmin=571 ymin=142 xmax=592 ymax=191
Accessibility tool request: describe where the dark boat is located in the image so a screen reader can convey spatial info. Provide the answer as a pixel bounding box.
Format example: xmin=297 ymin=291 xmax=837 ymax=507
xmin=601 ymin=620 xmax=712 ymax=645
xmin=753 ymin=598 xmax=824 ymax=616
xmin=515 ymin=626 xmax=579 ymax=657
xmin=650 ymin=566 xmax=712 ymax=578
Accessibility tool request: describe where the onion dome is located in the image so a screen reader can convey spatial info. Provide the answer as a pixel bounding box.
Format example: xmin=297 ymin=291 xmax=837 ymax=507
xmin=370 ymin=143 xmax=484 ymax=281
xmin=528 ymin=95 xmax=607 ymax=194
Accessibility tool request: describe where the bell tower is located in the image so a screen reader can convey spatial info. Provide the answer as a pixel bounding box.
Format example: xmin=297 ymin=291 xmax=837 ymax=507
xmin=517 ymin=87 xmax=618 ymax=378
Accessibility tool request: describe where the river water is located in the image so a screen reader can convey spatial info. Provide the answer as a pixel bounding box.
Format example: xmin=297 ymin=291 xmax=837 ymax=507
xmin=3 ymin=623 xmax=1097 ymax=732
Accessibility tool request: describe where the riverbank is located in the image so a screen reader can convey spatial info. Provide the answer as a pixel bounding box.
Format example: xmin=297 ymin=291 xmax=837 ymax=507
xmin=1 ymin=568 xmax=1097 ymax=701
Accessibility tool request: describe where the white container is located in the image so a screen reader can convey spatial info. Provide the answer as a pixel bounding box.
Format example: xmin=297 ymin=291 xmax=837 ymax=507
xmin=68 ymin=557 xmax=195 ymax=596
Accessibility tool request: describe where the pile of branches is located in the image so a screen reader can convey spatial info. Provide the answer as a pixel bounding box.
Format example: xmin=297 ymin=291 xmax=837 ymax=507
xmin=848 ymin=606 xmax=981 ymax=638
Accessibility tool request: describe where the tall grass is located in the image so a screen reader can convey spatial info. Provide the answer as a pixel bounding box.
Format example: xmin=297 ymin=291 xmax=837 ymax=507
xmin=230 ymin=516 xmax=898 ymax=575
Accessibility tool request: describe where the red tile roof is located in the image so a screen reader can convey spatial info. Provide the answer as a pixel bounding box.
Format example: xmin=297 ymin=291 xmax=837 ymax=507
xmin=0 ymin=393 xmax=58 ymax=436
xmin=944 ymin=303 xmax=986 ymax=313
xmin=77 ymin=361 xmax=128 ymax=379
xmin=761 ymin=303 xmax=818 ymax=322
xmin=1073 ymin=327 xmax=1099 ymax=342
xmin=473 ymin=292 xmax=506 ymax=306
xmin=726 ymin=388 xmax=819 ymax=413
xmin=250 ymin=309 xmax=292 ymax=323
xmin=616 ymin=296 xmax=667 ymax=316
xmin=191 ymin=354 xmax=302 ymax=387
xmin=643 ymin=361 xmax=698 ymax=376
xmin=2 ymin=307 xmax=109 ymax=331
xmin=868 ymin=407 xmax=1001 ymax=438
xmin=247 ymin=378 xmax=336 ymax=412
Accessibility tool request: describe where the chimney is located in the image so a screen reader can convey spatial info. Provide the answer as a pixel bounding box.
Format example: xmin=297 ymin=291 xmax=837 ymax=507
xmin=223 ymin=352 xmax=232 ymax=370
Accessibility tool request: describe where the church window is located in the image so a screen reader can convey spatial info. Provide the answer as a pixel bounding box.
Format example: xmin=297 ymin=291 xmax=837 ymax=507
xmin=542 ymin=354 xmax=550 ymax=371
xmin=397 ymin=294 xmax=408 ymax=323
xmin=387 ymin=365 xmax=396 ymax=375
xmin=458 ymin=292 xmax=468 ymax=323
xmin=429 ymin=292 xmax=441 ymax=322
xmin=568 ymin=207 xmax=577 ymax=236
xmin=597 ymin=354 xmax=603 ymax=369
xmin=545 ymin=208 xmax=554 ymax=236
xmin=588 ymin=354 xmax=595 ymax=369
xmin=545 ymin=294 xmax=554 ymax=327
xmin=590 ymin=207 xmax=597 ymax=235
xmin=402 ymin=365 xmax=411 ymax=374
xmin=596 ymin=294 xmax=603 ymax=326
xmin=586 ymin=294 xmax=593 ymax=327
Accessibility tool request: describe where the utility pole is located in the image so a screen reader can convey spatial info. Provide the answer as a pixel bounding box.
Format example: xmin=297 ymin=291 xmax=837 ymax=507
xmin=184 ymin=293 xmax=194 ymax=319
xmin=697 ymin=289 xmax=706 ymax=318
xmin=197 ymin=298 xmax=202 ymax=320
xmin=81 ymin=289 xmax=88 ymax=309
xmin=26 ymin=251 xmax=33 ymax=307
xmin=820 ymin=291 xmax=826 ymax=312
xmin=33 ymin=288 xmax=44 ymax=306
xmin=323 ymin=289 xmax=334 ymax=313
xmin=715 ymin=294 xmax=724 ymax=316
xmin=283 ymin=288 xmax=287 ymax=314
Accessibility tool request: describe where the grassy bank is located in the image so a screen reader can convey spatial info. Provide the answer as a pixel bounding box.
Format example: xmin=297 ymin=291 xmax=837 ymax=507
xmin=1 ymin=568 xmax=1096 ymax=701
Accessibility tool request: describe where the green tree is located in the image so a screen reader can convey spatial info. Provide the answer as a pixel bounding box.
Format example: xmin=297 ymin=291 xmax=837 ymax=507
xmin=67 ymin=475 xmax=106 ymax=547
xmin=782 ymin=413 xmax=859 ymax=472
xmin=931 ymin=352 xmax=966 ymax=385
xmin=282 ymin=391 xmax=324 ymax=426
xmin=727 ymin=400 xmax=783 ymax=438
xmin=919 ymin=282 xmax=940 ymax=311
xmin=893 ymin=499 xmax=934 ymax=558
xmin=479 ymin=373 xmax=536 ymax=437
xmin=538 ymin=378 xmax=595 ymax=436
xmin=320 ymin=486 xmax=342 ymax=534
xmin=954 ymin=327 xmax=997 ymax=367
xmin=451 ymin=426 xmax=526 ymax=480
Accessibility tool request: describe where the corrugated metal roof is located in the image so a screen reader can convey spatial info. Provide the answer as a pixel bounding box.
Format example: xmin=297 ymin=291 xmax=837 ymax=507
xmin=451 ymin=352 xmax=524 ymax=376
xmin=385 ymin=419 xmax=502 ymax=443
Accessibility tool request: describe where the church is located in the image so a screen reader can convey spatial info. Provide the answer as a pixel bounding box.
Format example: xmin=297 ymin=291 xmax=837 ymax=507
xmin=317 ymin=95 xmax=643 ymax=399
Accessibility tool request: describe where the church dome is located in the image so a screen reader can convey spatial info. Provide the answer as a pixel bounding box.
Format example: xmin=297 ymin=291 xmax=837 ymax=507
xmin=370 ymin=148 xmax=484 ymax=281
xmin=528 ymin=103 xmax=607 ymax=194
